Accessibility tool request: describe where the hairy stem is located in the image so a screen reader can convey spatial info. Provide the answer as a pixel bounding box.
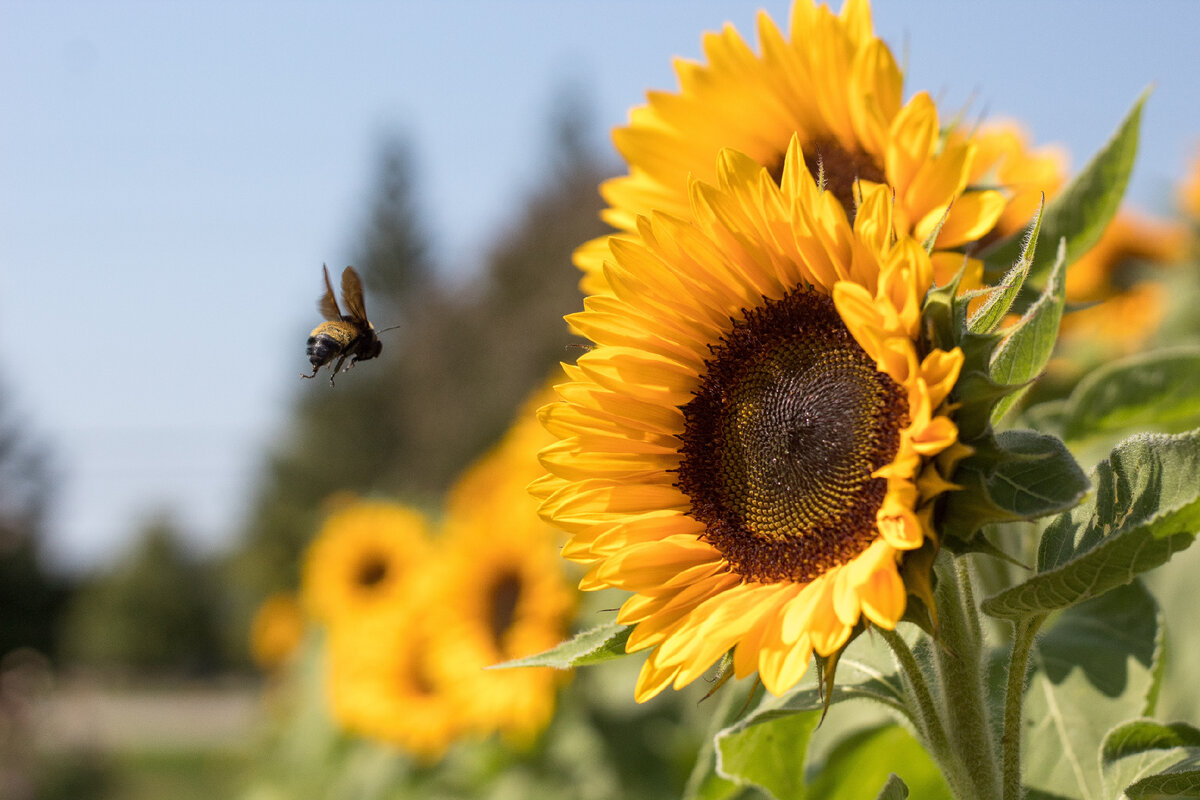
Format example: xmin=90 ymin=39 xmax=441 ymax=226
xmin=934 ymin=557 xmax=1003 ymax=800
xmin=1002 ymin=614 xmax=1045 ymax=800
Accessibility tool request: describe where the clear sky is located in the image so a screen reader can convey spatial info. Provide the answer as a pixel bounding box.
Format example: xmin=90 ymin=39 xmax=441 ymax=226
xmin=3 ymin=1 xmax=1199 ymax=572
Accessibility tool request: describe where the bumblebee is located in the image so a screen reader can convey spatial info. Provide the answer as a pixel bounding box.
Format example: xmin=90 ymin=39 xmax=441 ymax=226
xmin=301 ymin=265 xmax=382 ymax=386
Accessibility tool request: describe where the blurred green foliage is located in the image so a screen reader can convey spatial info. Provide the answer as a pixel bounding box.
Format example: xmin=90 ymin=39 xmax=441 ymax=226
xmin=59 ymin=513 xmax=224 ymax=675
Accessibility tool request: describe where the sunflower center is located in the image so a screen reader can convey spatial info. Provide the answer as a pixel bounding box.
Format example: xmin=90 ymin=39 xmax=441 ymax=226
xmin=355 ymin=553 xmax=389 ymax=588
xmin=489 ymin=571 xmax=522 ymax=650
xmin=676 ymin=288 xmax=908 ymax=584
xmin=768 ymin=138 xmax=886 ymax=216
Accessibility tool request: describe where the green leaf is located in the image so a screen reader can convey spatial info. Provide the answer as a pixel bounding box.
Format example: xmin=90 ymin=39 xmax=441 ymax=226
xmin=1060 ymin=347 xmax=1200 ymax=444
xmin=1104 ymin=721 xmax=1200 ymax=765
xmin=981 ymin=430 xmax=1200 ymax=621
xmin=941 ymin=429 xmax=1089 ymax=541
xmin=1124 ymin=758 xmax=1200 ymax=799
xmin=980 ymin=90 xmax=1146 ymax=287
xmin=1101 ymin=721 xmax=1200 ymax=799
xmin=491 ymin=622 xmax=631 ymax=669
xmin=683 ymin=681 xmax=756 ymax=800
xmin=988 ymin=239 xmax=1067 ymax=422
xmin=715 ymin=708 xmax=821 ymax=800
xmin=806 ymin=726 xmax=952 ymax=800
xmin=874 ymin=774 xmax=909 ymax=800
xmin=968 ymin=198 xmax=1041 ymax=334
xmin=1021 ymin=582 xmax=1162 ymax=800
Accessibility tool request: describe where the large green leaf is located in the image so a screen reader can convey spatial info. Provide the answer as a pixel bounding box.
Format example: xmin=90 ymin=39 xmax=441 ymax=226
xmin=1022 ymin=582 xmax=1162 ymax=800
xmin=980 ymin=91 xmax=1146 ymax=287
xmin=1124 ymin=756 xmax=1200 ymax=799
xmin=805 ymin=726 xmax=952 ymax=800
xmin=1060 ymin=347 xmax=1200 ymax=444
xmin=492 ymin=622 xmax=631 ymax=669
xmin=982 ymin=430 xmax=1200 ymax=621
xmin=715 ymin=708 xmax=822 ymax=800
xmin=940 ymin=429 xmax=1089 ymax=542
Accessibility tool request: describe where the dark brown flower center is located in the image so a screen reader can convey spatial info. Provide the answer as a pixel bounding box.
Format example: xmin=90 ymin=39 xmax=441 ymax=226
xmin=489 ymin=570 xmax=522 ymax=650
xmin=768 ymin=137 xmax=887 ymax=216
xmin=676 ymin=288 xmax=908 ymax=584
xmin=355 ymin=553 xmax=389 ymax=588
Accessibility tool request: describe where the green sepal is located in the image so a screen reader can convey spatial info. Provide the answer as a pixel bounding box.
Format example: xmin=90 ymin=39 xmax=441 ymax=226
xmin=491 ymin=621 xmax=631 ymax=669
xmin=979 ymin=90 xmax=1147 ymax=287
xmin=968 ymin=197 xmax=1043 ymax=334
xmin=981 ymin=430 xmax=1200 ymax=621
xmin=923 ymin=256 xmax=969 ymax=352
xmin=939 ymin=429 xmax=1089 ymax=543
xmin=988 ymin=238 xmax=1067 ymax=423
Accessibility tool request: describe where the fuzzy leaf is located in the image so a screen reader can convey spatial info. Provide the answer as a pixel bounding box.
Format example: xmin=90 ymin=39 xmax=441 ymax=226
xmin=968 ymin=199 xmax=1041 ymax=334
xmin=980 ymin=91 xmax=1146 ymax=286
xmin=492 ymin=622 xmax=631 ymax=669
xmin=1105 ymin=722 xmax=1200 ymax=765
xmin=941 ymin=429 xmax=1089 ymax=541
xmin=989 ymin=239 xmax=1067 ymax=422
xmin=982 ymin=431 xmax=1200 ymax=620
xmin=1022 ymin=582 xmax=1162 ymax=800
xmin=1124 ymin=759 xmax=1200 ymax=799
xmin=1061 ymin=347 xmax=1200 ymax=444
xmin=715 ymin=708 xmax=821 ymax=800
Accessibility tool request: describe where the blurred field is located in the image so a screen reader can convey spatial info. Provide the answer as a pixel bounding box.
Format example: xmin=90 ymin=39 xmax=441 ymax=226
xmin=6 ymin=672 xmax=259 ymax=800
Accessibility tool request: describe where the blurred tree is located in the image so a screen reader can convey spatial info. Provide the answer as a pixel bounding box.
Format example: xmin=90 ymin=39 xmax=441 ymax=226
xmin=59 ymin=512 xmax=223 ymax=675
xmin=228 ymin=90 xmax=614 ymax=645
xmin=0 ymin=381 xmax=63 ymax=660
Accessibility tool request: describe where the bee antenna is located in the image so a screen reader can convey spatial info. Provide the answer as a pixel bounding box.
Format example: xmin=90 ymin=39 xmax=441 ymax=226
xmin=376 ymin=324 xmax=404 ymax=335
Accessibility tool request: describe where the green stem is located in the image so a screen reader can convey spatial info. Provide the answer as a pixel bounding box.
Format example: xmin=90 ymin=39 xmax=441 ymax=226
xmin=933 ymin=558 xmax=1003 ymax=800
xmin=879 ymin=628 xmax=975 ymax=800
xmin=1002 ymin=614 xmax=1045 ymax=800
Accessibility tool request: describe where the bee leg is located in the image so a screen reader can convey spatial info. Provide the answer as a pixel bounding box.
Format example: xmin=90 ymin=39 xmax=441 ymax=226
xmin=300 ymin=364 xmax=320 ymax=380
xmin=341 ymin=357 xmax=359 ymax=374
xmin=329 ymin=355 xmax=350 ymax=386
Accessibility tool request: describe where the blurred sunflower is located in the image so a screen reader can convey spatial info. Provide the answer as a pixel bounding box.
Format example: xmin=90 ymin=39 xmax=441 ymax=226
xmin=249 ymin=592 xmax=306 ymax=671
xmin=538 ymin=140 xmax=965 ymax=701
xmin=325 ymin=606 xmax=463 ymax=762
xmin=577 ymin=0 xmax=1021 ymax=295
xmin=301 ymin=499 xmax=432 ymax=626
xmin=430 ymin=388 xmax=576 ymax=745
xmin=1058 ymin=212 xmax=1185 ymax=351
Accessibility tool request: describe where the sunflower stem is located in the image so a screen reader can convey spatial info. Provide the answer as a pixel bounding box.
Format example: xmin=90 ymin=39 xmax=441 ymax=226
xmin=879 ymin=627 xmax=975 ymax=799
xmin=1001 ymin=614 xmax=1045 ymax=800
xmin=931 ymin=556 xmax=1003 ymax=800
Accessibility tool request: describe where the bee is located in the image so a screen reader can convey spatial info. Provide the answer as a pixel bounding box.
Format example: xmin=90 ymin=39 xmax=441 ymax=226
xmin=301 ymin=265 xmax=382 ymax=386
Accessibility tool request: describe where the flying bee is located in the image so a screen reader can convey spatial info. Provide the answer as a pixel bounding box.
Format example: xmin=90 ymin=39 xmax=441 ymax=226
xmin=301 ymin=265 xmax=386 ymax=386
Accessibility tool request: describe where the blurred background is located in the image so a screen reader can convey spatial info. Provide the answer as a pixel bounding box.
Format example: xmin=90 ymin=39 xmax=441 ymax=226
xmin=3 ymin=1 xmax=1200 ymax=798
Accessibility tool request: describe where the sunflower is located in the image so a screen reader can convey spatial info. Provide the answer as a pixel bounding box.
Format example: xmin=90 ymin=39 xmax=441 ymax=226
xmin=1058 ymin=211 xmax=1185 ymax=351
xmin=325 ymin=606 xmax=463 ymax=762
xmin=301 ymin=499 xmax=433 ymax=627
xmin=577 ymin=0 xmax=1010 ymax=296
xmin=429 ymin=388 xmax=576 ymax=744
xmin=538 ymin=139 xmax=964 ymax=701
xmin=249 ymin=592 xmax=306 ymax=671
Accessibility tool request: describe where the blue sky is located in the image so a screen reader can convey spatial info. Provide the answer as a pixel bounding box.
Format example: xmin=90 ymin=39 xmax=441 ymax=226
xmin=2 ymin=1 xmax=1199 ymax=571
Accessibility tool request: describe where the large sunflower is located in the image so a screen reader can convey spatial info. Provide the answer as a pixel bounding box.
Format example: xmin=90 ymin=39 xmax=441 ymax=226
xmin=300 ymin=499 xmax=433 ymax=626
xmin=538 ymin=139 xmax=964 ymax=701
xmin=578 ymin=0 xmax=1011 ymax=295
xmin=430 ymin=388 xmax=576 ymax=745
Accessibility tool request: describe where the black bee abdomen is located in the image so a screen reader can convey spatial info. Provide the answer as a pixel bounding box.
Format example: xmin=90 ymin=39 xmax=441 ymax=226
xmin=307 ymin=333 xmax=341 ymax=366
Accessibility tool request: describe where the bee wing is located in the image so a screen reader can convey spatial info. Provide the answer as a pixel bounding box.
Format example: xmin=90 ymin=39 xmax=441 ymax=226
xmin=339 ymin=266 xmax=369 ymax=324
xmin=317 ymin=264 xmax=342 ymax=321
